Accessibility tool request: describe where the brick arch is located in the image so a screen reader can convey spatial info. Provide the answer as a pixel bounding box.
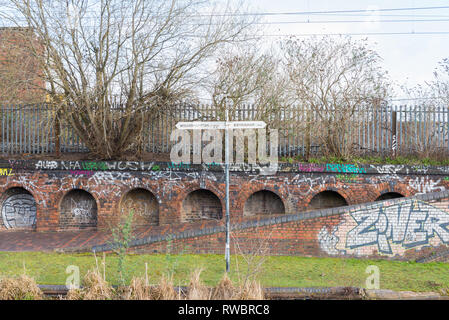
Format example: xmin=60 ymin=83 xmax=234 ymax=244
xmin=371 ymin=182 xmax=412 ymax=201
xmin=375 ymin=191 xmax=405 ymax=201
xmin=235 ymin=184 xmax=291 ymax=216
xmin=304 ymin=185 xmax=351 ymax=204
xmin=243 ymin=189 xmax=286 ymax=216
xmin=304 ymin=187 xmax=350 ymax=211
xmin=0 ymin=186 xmax=37 ymax=230
xmin=58 ymin=188 xmax=98 ymax=230
xmin=0 ymin=183 xmax=43 ymax=229
xmin=169 ymin=182 xmax=225 ymax=223
xmin=118 ymin=187 xmax=160 ymax=226
xmin=54 ymin=176 xmax=94 ymax=211
xmin=0 ymin=183 xmax=36 ymax=198
xmin=57 ymin=187 xmax=100 ymax=213
xmin=395 ymin=182 xmax=414 ymax=197
xmin=116 ymin=184 xmax=161 ymax=212
xmin=181 ymin=187 xmax=223 ymax=222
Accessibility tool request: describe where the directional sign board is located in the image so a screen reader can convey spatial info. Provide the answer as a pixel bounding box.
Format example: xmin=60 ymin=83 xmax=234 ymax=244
xmin=175 ymin=121 xmax=266 ymax=130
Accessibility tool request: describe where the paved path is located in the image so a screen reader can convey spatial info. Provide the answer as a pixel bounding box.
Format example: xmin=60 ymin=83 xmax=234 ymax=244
xmin=0 ymin=227 xmax=151 ymax=252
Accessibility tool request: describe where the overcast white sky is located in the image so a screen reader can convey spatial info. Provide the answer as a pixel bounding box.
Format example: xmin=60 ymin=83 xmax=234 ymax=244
xmin=244 ymin=0 xmax=449 ymax=99
xmin=2 ymin=0 xmax=448 ymax=100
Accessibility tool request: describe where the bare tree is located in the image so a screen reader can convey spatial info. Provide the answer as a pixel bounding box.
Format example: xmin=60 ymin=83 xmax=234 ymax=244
xmin=206 ymin=47 xmax=288 ymax=124
xmin=282 ymin=36 xmax=391 ymax=159
xmin=2 ymin=0 xmax=255 ymax=159
xmin=430 ymin=58 xmax=449 ymax=107
xmin=397 ymin=61 xmax=449 ymax=159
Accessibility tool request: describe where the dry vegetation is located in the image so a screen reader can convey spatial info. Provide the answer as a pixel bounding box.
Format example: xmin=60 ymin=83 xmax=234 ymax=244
xmin=65 ymin=267 xmax=264 ymax=300
xmin=0 ymin=274 xmax=43 ymax=300
xmin=0 ymin=265 xmax=265 ymax=300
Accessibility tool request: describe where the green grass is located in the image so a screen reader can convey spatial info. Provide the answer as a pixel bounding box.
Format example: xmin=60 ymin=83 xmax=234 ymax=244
xmin=1 ymin=252 xmax=449 ymax=292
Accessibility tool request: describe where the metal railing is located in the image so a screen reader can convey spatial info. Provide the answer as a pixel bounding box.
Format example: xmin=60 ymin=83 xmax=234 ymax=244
xmin=1 ymin=103 xmax=448 ymax=157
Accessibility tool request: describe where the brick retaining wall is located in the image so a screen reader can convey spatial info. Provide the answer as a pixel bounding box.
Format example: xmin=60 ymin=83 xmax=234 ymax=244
xmin=2 ymin=160 xmax=449 ymax=260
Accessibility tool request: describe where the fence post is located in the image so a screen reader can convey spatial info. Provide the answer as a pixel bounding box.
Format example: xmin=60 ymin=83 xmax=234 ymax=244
xmin=391 ymin=110 xmax=397 ymax=158
xmin=55 ymin=107 xmax=61 ymax=157
xmin=305 ymin=107 xmax=311 ymax=160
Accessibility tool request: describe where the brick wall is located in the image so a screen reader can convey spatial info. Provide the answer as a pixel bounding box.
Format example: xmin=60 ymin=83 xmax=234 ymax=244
xmin=113 ymin=191 xmax=449 ymax=261
xmin=59 ymin=189 xmax=97 ymax=230
xmin=0 ymin=27 xmax=45 ymax=103
xmin=2 ymin=160 xmax=449 ymax=260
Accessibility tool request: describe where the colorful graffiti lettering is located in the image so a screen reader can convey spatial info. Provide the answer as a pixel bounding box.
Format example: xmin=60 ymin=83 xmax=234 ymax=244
xmin=0 ymin=168 xmax=14 ymax=176
xmin=298 ymin=164 xmax=325 ymax=172
xmin=151 ymin=165 xmax=160 ymax=171
xmin=70 ymin=170 xmax=95 ymax=177
xmin=336 ymin=174 xmax=358 ymax=182
xmin=168 ymin=162 xmax=190 ymax=170
xmin=81 ymin=162 xmax=108 ymax=171
xmin=326 ymin=164 xmax=366 ymax=174
xmin=8 ymin=160 xmax=29 ymax=171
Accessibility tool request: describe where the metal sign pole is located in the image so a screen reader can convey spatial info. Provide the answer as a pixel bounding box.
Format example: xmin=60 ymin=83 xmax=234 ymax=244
xmin=175 ymin=106 xmax=266 ymax=274
xmin=225 ymin=104 xmax=230 ymax=273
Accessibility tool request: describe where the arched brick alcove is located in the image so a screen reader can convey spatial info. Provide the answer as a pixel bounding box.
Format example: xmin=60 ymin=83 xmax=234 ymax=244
xmin=59 ymin=189 xmax=98 ymax=230
xmin=182 ymin=189 xmax=222 ymax=222
xmin=243 ymin=190 xmax=285 ymax=216
xmin=1 ymin=187 xmax=37 ymax=230
xmin=120 ymin=188 xmax=159 ymax=226
xmin=376 ymin=192 xmax=404 ymax=201
xmin=308 ymin=190 xmax=348 ymax=211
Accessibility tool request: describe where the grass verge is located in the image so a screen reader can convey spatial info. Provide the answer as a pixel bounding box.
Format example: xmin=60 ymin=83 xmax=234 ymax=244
xmin=0 ymin=252 xmax=448 ymax=292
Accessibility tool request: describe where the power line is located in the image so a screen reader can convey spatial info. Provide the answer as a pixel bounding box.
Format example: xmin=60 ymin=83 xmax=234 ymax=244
xmin=190 ymin=5 xmax=449 ymax=17
xmin=308 ymin=13 xmax=449 ymax=18
xmin=5 ymin=5 xmax=449 ymax=19
xmin=7 ymin=14 xmax=449 ymax=27
xmin=390 ymin=97 xmax=446 ymax=101
xmin=258 ymin=31 xmax=449 ymax=37
xmin=253 ymin=18 xmax=449 ymax=25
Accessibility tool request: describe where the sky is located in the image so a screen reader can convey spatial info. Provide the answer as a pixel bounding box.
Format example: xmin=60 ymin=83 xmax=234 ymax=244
xmin=2 ymin=0 xmax=448 ymax=100
xmin=245 ymin=0 xmax=449 ymax=99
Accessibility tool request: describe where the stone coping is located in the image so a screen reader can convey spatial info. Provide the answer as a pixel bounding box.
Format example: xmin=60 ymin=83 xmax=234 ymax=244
xmin=2 ymin=159 xmax=449 ymax=175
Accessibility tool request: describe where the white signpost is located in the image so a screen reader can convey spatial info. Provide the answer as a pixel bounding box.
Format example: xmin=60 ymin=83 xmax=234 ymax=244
xmin=175 ymin=121 xmax=266 ymax=130
xmin=175 ymin=116 xmax=266 ymax=273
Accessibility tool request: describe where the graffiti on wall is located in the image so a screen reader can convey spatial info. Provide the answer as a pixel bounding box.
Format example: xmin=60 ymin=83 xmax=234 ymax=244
xmin=70 ymin=199 xmax=95 ymax=224
xmin=33 ymin=160 xmax=164 ymax=171
xmin=58 ymin=189 xmax=98 ymax=228
xmin=1 ymin=193 xmax=37 ymax=229
xmin=35 ymin=161 xmax=58 ymax=170
xmin=408 ymin=177 xmax=445 ymax=194
xmin=336 ymin=174 xmax=358 ymax=183
xmin=70 ymin=170 xmax=95 ymax=177
xmin=0 ymin=169 xmax=14 ymax=176
xmin=298 ymin=164 xmax=325 ymax=172
xmin=291 ymin=175 xmax=337 ymax=196
xmin=326 ymin=164 xmax=366 ymax=174
xmin=8 ymin=160 xmax=32 ymax=171
xmin=318 ymin=199 xmax=449 ymax=256
xmin=370 ymin=164 xmax=404 ymax=176
xmin=368 ymin=164 xmax=406 ymax=184
xmin=120 ymin=189 xmax=159 ymax=225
